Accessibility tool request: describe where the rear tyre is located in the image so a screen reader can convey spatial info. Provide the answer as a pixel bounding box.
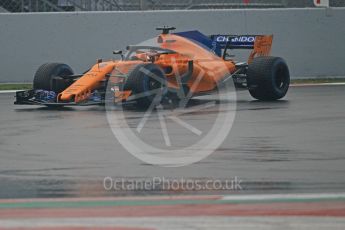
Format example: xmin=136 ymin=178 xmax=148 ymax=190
xmin=124 ymin=63 xmax=166 ymax=108
xmin=247 ymin=56 xmax=290 ymax=101
xmin=33 ymin=63 xmax=74 ymax=93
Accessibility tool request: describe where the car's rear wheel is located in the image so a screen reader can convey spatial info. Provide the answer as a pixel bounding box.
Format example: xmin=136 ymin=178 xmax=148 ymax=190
xmin=124 ymin=63 xmax=166 ymax=108
xmin=247 ymin=56 xmax=290 ymax=101
xmin=33 ymin=63 xmax=74 ymax=93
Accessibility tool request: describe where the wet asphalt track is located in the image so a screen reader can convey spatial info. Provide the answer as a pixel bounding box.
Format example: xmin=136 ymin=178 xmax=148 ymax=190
xmin=0 ymin=85 xmax=345 ymax=198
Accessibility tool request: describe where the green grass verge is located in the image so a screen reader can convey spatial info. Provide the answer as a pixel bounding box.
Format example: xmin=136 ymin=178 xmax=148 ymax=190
xmin=0 ymin=83 xmax=32 ymax=90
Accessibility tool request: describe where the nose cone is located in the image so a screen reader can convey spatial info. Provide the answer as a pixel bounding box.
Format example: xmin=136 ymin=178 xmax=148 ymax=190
xmin=58 ymin=61 xmax=116 ymax=103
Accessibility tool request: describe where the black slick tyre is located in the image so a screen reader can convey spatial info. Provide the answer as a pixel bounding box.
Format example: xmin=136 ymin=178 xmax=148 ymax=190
xmin=33 ymin=63 xmax=74 ymax=93
xmin=247 ymin=56 xmax=290 ymax=101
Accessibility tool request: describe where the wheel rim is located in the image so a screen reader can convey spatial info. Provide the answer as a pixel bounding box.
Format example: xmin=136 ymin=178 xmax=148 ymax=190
xmin=143 ymin=67 xmax=165 ymax=93
xmin=274 ymin=64 xmax=289 ymax=90
xmin=148 ymin=77 xmax=162 ymax=90
xmin=137 ymin=66 xmax=166 ymax=106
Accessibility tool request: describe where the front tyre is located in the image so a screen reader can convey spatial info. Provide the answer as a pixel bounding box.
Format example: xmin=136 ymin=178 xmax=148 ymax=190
xmin=33 ymin=63 xmax=74 ymax=93
xmin=247 ymin=56 xmax=290 ymax=101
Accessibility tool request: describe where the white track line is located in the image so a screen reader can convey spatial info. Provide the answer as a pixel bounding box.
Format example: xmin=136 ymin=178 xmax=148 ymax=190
xmin=221 ymin=192 xmax=345 ymax=201
xmin=0 ymin=90 xmax=19 ymax=94
xmin=1 ymin=217 xmax=345 ymax=230
xmin=291 ymin=82 xmax=345 ymax=87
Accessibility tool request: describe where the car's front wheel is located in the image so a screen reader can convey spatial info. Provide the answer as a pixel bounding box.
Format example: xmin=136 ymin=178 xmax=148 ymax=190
xmin=33 ymin=63 xmax=74 ymax=93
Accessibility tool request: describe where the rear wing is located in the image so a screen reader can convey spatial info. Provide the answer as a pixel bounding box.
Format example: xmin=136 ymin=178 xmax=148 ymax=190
xmin=210 ymin=35 xmax=273 ymax=63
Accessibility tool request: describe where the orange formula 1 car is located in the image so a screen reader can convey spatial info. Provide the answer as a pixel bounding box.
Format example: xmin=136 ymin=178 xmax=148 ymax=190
xmin=15 ymin=27 xmax=290 ymax=108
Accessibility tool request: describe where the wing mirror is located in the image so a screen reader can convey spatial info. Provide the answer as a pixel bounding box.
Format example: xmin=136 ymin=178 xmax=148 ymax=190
xmin=113 ymin=50 xmax=124 ymax=60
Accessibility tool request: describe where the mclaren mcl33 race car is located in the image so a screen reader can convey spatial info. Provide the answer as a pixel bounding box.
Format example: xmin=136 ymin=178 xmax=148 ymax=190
xmin=15 ymin=27 xmax=290 ymax=108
